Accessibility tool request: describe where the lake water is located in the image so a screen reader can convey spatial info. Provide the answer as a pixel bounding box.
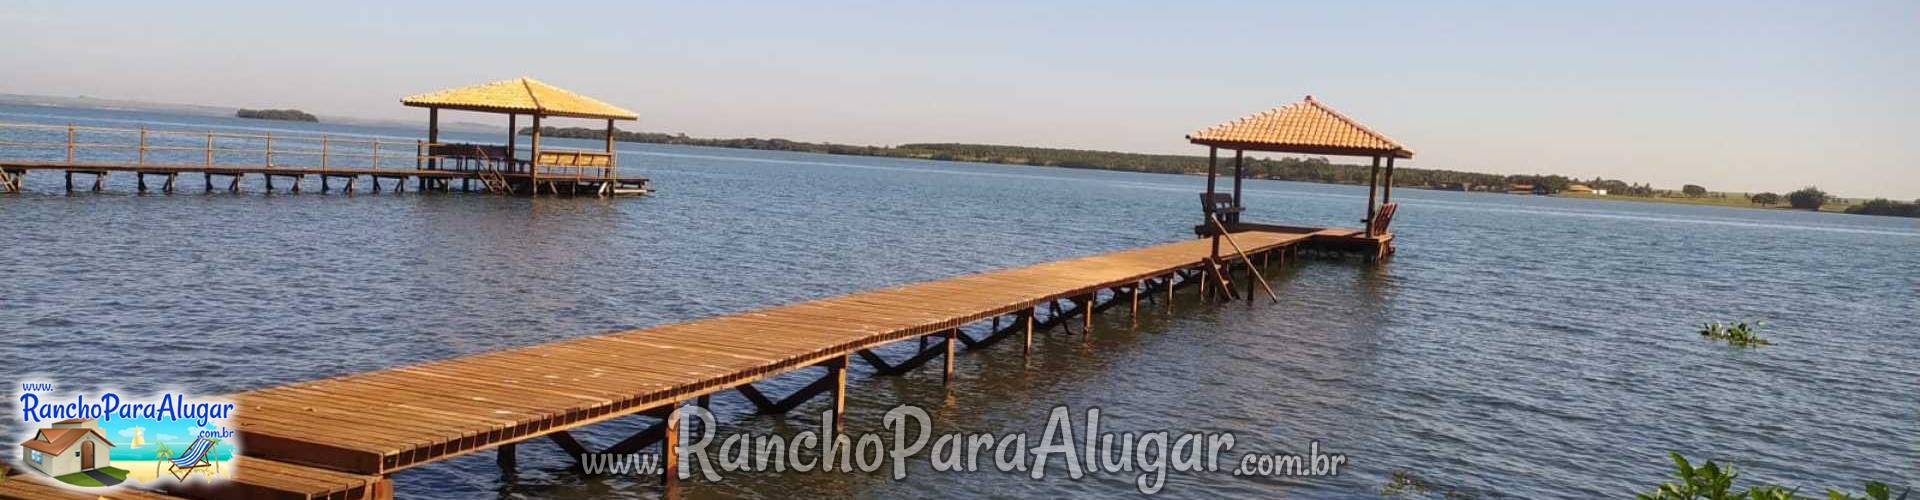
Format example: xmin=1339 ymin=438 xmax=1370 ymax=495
xmin=2 ymin=105 xmax=1915 ymax=498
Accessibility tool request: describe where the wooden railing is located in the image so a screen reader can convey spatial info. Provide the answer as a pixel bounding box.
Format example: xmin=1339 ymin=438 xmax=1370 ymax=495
xmin=0 ymin=121 xmax=430 ymax=171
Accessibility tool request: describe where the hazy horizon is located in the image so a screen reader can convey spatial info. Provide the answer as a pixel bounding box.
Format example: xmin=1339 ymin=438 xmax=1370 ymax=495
xmin=4 ymin=1 xmax=1915 ymax=198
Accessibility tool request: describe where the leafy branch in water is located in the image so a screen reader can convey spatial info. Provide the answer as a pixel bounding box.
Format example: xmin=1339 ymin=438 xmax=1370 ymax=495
xmin=1699 ymin=321 xmax=1771 ymax=347
xmin=1638 ymin=452 xmax=1908 ymax=500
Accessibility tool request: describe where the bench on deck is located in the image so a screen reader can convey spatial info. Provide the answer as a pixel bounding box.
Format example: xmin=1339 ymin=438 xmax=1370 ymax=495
xmin=1367 ymin=202 xmax=1398 ymax=237
xmin=1199 ymin=192 xmax=1242 ymax=219
xmin=533 ymin=150 xmax=615 ymax=179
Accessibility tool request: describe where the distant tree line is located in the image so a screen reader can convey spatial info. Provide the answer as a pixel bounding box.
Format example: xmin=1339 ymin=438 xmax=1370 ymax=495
xmin=529 ymin=126 xmax=1672 ymax=193
xmin=530 ymin=127 xmax=1914 ymax=210
xmin=236 ymin=108 xmax=318 ymax=122
xmin=1844 ymin=198 xmax=1920 ymax=217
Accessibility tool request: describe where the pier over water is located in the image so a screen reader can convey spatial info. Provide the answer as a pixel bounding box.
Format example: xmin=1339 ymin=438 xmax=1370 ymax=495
xmin=0 ymin=96 xmax=1407 ymax=499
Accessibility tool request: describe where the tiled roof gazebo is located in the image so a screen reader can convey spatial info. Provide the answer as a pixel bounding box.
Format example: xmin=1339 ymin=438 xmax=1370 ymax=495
xmin=1188 ymin=95 xmax=1413 ymax=238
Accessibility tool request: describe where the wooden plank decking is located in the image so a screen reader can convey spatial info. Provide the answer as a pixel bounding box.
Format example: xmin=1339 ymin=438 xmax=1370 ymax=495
xmin=3 ymin=226 xmax=1383 ymax=500
xmin=229 ymin=229 xmax=1328 ymax=477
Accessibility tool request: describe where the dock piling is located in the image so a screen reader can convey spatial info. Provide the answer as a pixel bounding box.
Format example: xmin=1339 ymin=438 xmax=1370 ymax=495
xmin=944 ymin=329 xmax=957 ymax=383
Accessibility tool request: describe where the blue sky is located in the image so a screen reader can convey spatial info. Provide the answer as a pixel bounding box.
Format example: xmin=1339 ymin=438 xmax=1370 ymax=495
xmin=3 ymin=1 xmax=1915 ymax=197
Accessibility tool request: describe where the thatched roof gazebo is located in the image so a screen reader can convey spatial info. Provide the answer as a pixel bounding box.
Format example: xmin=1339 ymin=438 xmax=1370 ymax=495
xmin=1187 ymin=96 xmax=1412 ymax=238
xmin=401 ymin=77 xmax=643 ymax=195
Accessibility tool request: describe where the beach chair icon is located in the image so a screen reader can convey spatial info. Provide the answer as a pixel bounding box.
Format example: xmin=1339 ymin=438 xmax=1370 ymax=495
xmin=165 ymin=437 xmax=220 ymax=480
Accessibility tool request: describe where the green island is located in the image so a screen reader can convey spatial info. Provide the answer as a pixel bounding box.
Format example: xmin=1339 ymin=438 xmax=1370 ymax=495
xmin=235 ymin=108 xmax=318 ymax=122
xmin=530 ymin=126 xmax=1916 ymax=218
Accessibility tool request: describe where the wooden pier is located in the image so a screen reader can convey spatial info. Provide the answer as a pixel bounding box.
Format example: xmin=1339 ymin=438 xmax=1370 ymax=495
xmin=0 ymin=94 xmax=1411 ymax=499
xmin=0 ymin=225 xmax=1381 ymax=500
xmin=0 ymin=78 xmax=655 ymax=197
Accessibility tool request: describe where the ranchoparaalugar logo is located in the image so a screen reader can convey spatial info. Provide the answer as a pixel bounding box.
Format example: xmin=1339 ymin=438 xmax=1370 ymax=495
xmin=12 ymin=381 xmax=239 ymax=491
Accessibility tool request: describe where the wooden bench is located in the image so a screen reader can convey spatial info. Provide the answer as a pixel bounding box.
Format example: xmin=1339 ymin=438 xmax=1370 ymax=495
xmin=1199 ymin=192 xmax=1243 ymax=219
xmin=535 ymin=151 xmax=614 ymax=169
xmin=1368 ymin=202 xmax=1398 ymax=237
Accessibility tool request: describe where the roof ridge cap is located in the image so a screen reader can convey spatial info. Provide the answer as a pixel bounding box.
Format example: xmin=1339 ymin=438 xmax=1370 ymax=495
xmin=1303 ymin=98 xmax=1403 ymax=150
xmin=521 ymin=78 xmax=544 ymax=114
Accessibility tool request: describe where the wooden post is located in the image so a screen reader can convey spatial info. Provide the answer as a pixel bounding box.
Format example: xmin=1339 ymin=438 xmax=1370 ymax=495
xmin=372 ymin=139 xmax=381 ymax=169
xmin=1365 ymin=156 xmax=1381 ymax=236
xmin=496 ymin=443 xmax=516 ymax=472
xmin=530 ymin=114 xmax=542 ymax=192
xmin=65 ymin=124 xmax=74 ymax=163
xmin=1080 ymin=294 xmax=1094 ymax=334
xmin=828 ymin=355 xmax=848 ymax=432
xmin=205 ymin=133 xmax=214 ymax=167
xmin=506 ymin=113 xmax=518 ymax=172
xmin=265 ymin=132 xmax=273 ymax=166
xmin=1166 ymin=273 xmax=1176 ymax=313
xmin=943 ymin=328 xmax=957 ymax=383
xmin=662 ymin=403 xmax=681 ymax=490
xmin=427 ymin=107 xmax=439 ymax=171
xmin=1232 ymin=149 xmax=1244 ymax=223
xmin=137 ymin=128 xmax=147 ymax=165
xmin=320 ymin=136 xmax=329 ymax=172
xmin=604 ymin=118 xmax=616 ymax=178
xmin=1198 ymin=267 xmax=1208 ymax=303
xmin=1023 ymin=308 xmax=1035 ymax=358
xmin=1383 ymin=156 xmax=1396 ymax=206
xmin=1130 ymin=281 xmax=1141 ymax=327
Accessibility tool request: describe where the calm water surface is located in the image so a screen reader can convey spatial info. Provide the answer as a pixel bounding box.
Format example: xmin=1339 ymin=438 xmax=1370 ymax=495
xmin=2 ymin=106 xmax=1916 ymax=498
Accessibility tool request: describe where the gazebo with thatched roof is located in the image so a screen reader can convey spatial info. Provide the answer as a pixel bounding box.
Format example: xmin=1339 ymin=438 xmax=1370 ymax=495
xmin=1187 ymin=95 xmax=1413 ymax=243
xmin=401 ymin=77 xmax=645 ymax=195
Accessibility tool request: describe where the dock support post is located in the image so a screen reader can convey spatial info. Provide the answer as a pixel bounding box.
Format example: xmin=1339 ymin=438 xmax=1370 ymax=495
xmin=1198 ymin=267 xmax=1209 ymax=303
xmin=1167 ymin=273 xmax=1176 ymax=313
xmin=1130 ymin=281 xmax=1141 ymax=327
xmin=64 ymin=171 xmax=72 ymax=192
xmin=944 ymin=328 xmax=957 ymax=384
xmin=663 ymin=403 xmax=681 ymax=491
xmin=1366 ymin=156 xmax=1381 ymax=236
xmin=1023 ymin=307 xmax=1035 ymax=359
xmin=829 ymin=355 xmax=848 ymax=432
xmin=496 ymin=443 xmax=516 ymax=473
xmin=1247 ymin=262 xmax=1257 ymax=305
xmin=138 ymin=173 xmax=148 ymax=193
xmin=265 ymin=173 xmax=274 ymax=192
xmin=1079 ymin=294 xmax=1094 ymax=335
xmin=205 ymin=172 xmax=213 ymax=192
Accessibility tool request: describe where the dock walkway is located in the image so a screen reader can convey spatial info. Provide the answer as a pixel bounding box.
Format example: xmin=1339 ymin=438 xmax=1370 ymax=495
xmin=2 ymin=227 xmax=1366 ymax=499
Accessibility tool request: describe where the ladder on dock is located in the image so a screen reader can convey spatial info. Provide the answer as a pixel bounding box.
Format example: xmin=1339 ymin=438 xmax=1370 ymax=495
xmin=472 ymin=147 xmax=513 ymax=195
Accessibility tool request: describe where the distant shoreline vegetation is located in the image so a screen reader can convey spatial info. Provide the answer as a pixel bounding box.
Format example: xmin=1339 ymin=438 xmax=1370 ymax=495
xmin=527 ymin=126 xmax=1915 ymax=217
xmin=236 ymin=108 xmax=318 ymax=122
xmin=527 ymin=126 xmax=1641 ymax=192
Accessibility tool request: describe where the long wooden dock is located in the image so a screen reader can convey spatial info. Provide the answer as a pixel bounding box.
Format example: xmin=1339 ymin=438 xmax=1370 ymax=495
xmin=1 ymin=226 xmax=1378 ymax=499
xmin=0 ymin=122 xmax=651 ymax=196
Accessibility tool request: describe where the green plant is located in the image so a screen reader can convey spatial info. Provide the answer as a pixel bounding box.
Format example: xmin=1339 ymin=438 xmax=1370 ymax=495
xmin=1640 ymin=452 xmax=1910 ymax=500
xmin=1828 ymin=482 xmax=1909 ymax=500
xmin=1699 ymin=321 xmax=1771 ymax=347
